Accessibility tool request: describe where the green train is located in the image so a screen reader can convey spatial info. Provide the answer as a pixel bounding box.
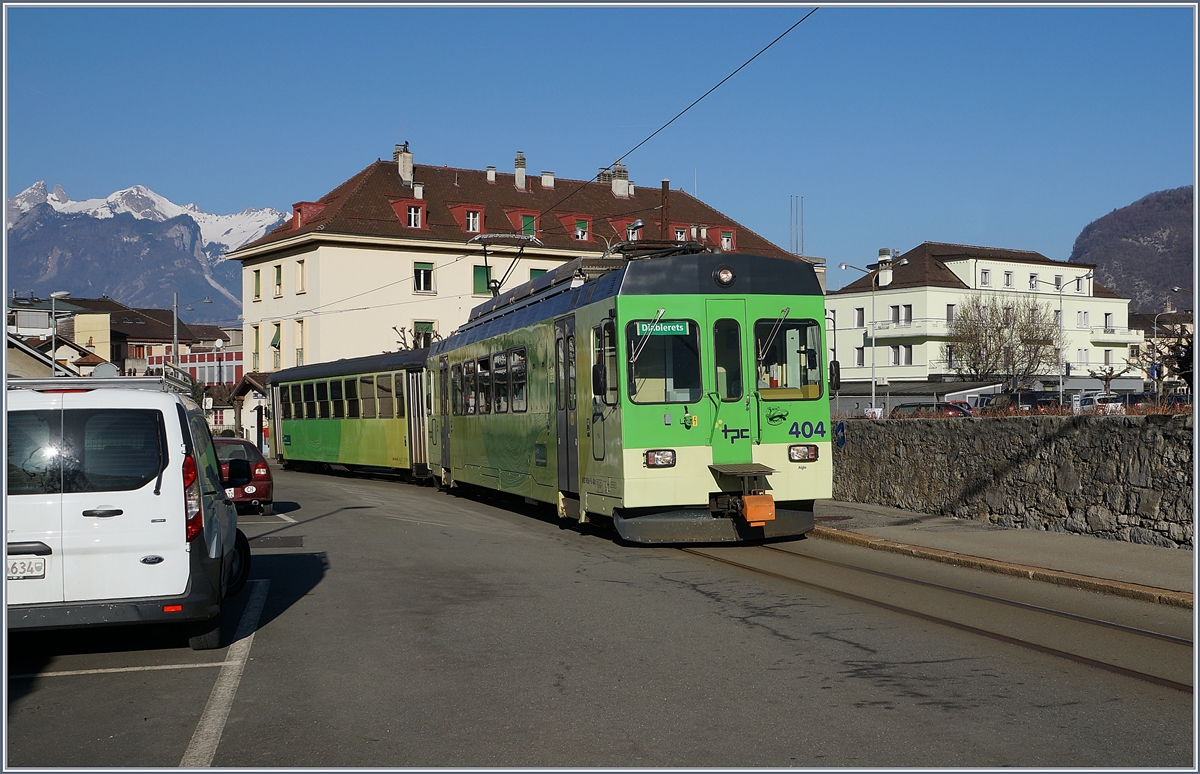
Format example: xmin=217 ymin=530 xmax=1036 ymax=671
xmin=266 ymin=349 xmax=430 ymax=477
xmin=268 ymin=243 xmax=837 ymax=544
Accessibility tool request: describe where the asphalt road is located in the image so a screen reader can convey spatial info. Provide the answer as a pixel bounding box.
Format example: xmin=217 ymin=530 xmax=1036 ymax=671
xmin=7 ymin=468 xmax=1194 ymax=767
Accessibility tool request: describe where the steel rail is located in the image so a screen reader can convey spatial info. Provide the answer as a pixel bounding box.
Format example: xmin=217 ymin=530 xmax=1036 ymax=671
xmin=679 ymin=545 xmax=1193 ymax=694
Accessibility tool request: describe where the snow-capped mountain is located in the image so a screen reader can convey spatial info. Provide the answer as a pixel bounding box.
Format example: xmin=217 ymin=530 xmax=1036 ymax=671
xmin=7 ymin=181 xmax=289 ymax=253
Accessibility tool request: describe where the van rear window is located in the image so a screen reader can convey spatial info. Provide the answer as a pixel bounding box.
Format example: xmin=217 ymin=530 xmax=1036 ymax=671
xmin=7 ymin=409 xmax=167 ymax=495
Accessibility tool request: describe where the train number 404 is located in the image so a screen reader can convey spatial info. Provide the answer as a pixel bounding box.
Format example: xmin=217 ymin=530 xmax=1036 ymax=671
xmin=788 ymin=421 xmax=826 ymax=439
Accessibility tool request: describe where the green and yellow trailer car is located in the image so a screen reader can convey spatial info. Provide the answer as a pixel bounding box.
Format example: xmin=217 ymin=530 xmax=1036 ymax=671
xmin=429 ymin=244 xmax=836 ymax=543
xmin=267 ymin=349 xmax=430 ymax=476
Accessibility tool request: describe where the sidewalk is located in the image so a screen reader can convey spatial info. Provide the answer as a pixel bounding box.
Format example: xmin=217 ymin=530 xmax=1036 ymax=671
xmin=810 ymin=500 xmax=1195 ymax=609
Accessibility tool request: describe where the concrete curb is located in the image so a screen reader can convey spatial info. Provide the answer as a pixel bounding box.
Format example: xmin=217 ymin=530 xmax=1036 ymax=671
xmin=809 ymin=525 xmax=1194 ymax=609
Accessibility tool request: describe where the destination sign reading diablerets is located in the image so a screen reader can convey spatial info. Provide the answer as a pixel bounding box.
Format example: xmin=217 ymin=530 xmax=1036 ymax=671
xmin=636 ymin=321 xmax=689 ymax=336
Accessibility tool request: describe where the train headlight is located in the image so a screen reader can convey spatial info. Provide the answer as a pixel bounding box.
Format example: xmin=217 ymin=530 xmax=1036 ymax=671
xmin=644 ymin=449 xmax=677 ymax=468
xmin=788 ymin=444 xmax=819 ymax=462
xmin=713 ymin=266 xmax=735 ymax=287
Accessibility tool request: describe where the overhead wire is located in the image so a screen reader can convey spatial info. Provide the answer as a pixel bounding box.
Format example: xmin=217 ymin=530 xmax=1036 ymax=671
xmin=536 ymin=8 xmax=819 ymax=221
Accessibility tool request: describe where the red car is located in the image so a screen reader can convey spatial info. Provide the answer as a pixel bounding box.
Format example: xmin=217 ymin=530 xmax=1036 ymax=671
xmin=213 ymin=438 xmax=274 ymax=515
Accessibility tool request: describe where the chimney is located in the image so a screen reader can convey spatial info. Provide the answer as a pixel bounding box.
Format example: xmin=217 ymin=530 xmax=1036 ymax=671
xmin=395 ymin=142 xmax=414 ymax=186
xmin=486 ymin=166 xmax=496 ymax=183
xmin=598 ymin=167 xmax=613 ymax=184
xmin=414 ymin=182 xmax=424 ymax=200
xmin=628 ymin=181 xmax=635 ymax=197
xmin=541 ymin=171 xmax=554 ymax=189
xmin=611 ymin=159 xmax=629 ymax=198
xmin=514 ymin=151 xmax=526 ymax=190
xmin=876 ymin=248 xmax=894 ymax=288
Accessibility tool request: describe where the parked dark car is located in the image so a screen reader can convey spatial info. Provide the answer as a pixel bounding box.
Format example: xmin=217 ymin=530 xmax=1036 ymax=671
xmin=889 ymin=402 xmax=972 ymax=418
xmin=214 ymin=438 xmax=274 ymax=514
xmin=983 ymin=392 xmax=1059 ymax=414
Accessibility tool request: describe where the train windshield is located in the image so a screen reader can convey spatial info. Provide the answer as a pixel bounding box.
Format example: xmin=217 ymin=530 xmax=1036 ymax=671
xmin=755 ymin=318 xmax=823 ymax=400
xmin=626 ymin=319 xmax=703 ymax=404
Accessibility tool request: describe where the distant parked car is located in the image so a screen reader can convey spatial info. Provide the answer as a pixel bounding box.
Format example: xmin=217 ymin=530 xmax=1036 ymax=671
xmin=213 ymin=438 xmax=274 ymax=515
xmin=984 ymin=392 xmax=1057 ymax=414
xmin=1074 ymin=393 xmax=1126 ymax=415
xmin=889 ymin=402 xmax=972 ymax=418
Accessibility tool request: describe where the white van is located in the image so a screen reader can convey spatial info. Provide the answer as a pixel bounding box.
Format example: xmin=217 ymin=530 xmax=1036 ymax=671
xmin=6 ymin=375 xmax=252 ymax=649
xmin=1073 ymin=392 xmax=1126 ymax=415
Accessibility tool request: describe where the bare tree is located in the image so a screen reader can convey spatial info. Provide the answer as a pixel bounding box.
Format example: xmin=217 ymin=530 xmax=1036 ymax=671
xmin=1087 ymin=365 xmax=1132 ymax=395
xmin=941 ymin=294 xmax=1062 ymax=387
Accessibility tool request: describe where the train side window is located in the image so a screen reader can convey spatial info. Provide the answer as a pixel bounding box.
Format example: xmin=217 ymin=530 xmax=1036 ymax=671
xmin=360 ymin=376 xmax=376 ymax=419
xmin=291 ymin=384 xmax=303 ymax=409
xmin=602 ymin=319 xmax=618 ymax=405
xmin=316 ymin=381 xmax=331 ymax=419
xmin=451 ymin=363 xmax=463 ymax=415
xmin=463 ymin=360 xmax=477 ymax=414
xmin=477 ymin=357 xmax=491 ymax=414
xmin=346 ymin=378 xmax=360 ymax=418
xmin=493 ymin=351 xmax=509 ymax=413
xmin=625 ymin=319 xmax=703 ymax=404
xmin=754 ymin=318 xmax=823 ymax=400
xmin=331 ymin=379 xmax=345 ymax=418
xmin=303 ymin=382 xmax=317 ymax=419
xmin=566 ymin=335 xmax=576 ymax=411
xmin=510 ymin=348 xmax=527 ymax=412
xmin=377 ymin=373 xmax=394 ymax=419
xmin=280 ymin=385 xmax=292 ymax=419
xmin=713 ymin=319 xmax=744 ymax=401
xmin=394 ymin=374 xmax=406 ymax=418
xmin=555 ymin=336 xmax=565 ymax=411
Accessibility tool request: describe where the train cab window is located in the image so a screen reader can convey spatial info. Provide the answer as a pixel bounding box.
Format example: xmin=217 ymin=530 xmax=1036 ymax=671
xmin=331 ymin=380 xmax=345 ymax=418
xmin=316 ymin=381 xmax=331 ymax=418
xmin=754 ymin=318 xmax=823 ymax=400
xmin=713 ymin=319 xmax=744 ymax=401
xmin=280 ymin=386 xmax=292 ymax=419
xmin=510 ymin=348 xmax=527 ymax=412
xmin=394 ymin=374 xmax=406 ymax=418
xmin=554 ymin=336 xmax=565 ymax=411
xmin=492 ymin=352 xmax=509 ymax=413
xmin=360 ymin=376 xmax=376 ymax=419
xmin=377 ymin=374 xmax=394 ymax=419
xmin=346 ymin=378 xmax=360 ymax=418
xmin=625 ymin=319 xmax=703 ymax=404
xmin=477 ymin=357 xmax=491 ymax=414
xmin=593 ymin=321 xmax=618 ymax=406
xmin=451 ymin=363 xmax=463 ymax=415
xmin=303 ymin=383 xmax=317 ymax=419
xmin=463 ymin=360 xmax=477 ymax=414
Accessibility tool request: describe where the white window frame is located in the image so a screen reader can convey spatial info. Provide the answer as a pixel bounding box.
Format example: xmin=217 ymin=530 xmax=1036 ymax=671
xmin=414 ymin=262 xmax=435 ymax=294
xmin=1029 ymin=273 xmax=1039 ymax=290
xmin=980 ymin=269 xmax=991 ymax=287
xmin=1075 ymin=276 xmax=1084 ymax=293
xmin=674 ymin=228 xmax=687 ymax=241
xmin=902 ymin=304 xmax=912 ymax=325
xmin=854 ymin=307 xmax=865 ymax=328
xmin=1104 ymin=349 xmax=1113 ymax=366
xmin=854 ymin=347 xmax=865 ymax=367
xmin=1104 ymin=312 xmax=1114 ymax=331
xmin=889 ymin=345 xmax=900 ymax=366
xmin=296 ymin=259 xmax=306 ymax=294
xmin=466 ymin=210 xmax=480 ymax=233
xmin=1003 ymin=271 xmax=1013 ymax=287
xmin=1054 ymin=275 xmax=1063 ymax=291
xmin=721 ymin=232 xmax=733 ymax=250
xmin=407 ymin=205 xmax=422 ymax=228
xmin=902 ymin=344 xmax=912 ymax=365
xmin=946 ymin=304 xmax=956 ymax=325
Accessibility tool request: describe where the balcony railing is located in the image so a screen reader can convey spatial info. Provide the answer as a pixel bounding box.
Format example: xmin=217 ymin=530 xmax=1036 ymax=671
xmin=252 ymin=352 xmax=260 ymax=370
xmin=295 ymin=348 xmax=304 ymax=366
xmin=272 ymin=349 xmax=281 ymax=370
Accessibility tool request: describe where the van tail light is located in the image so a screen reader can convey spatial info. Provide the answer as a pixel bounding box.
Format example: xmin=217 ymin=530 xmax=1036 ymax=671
xmin=183 ymin=454 xmax=203 ymax=542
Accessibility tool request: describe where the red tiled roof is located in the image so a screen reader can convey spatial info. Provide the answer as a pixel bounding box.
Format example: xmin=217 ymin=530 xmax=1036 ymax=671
xmin=234 ymin=160 xmax=792 ymax=259
xmin=830 ymin=242 xmax=1112 ymax=296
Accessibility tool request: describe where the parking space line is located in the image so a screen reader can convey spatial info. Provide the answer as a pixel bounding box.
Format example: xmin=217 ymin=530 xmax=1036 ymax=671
xmin=179 ymin=579 xmax=270 ymax=768
xmin=274 ymin=513 xmax=297 ymax=523
xmin=8 ymin=662 xmax=230 ymax=680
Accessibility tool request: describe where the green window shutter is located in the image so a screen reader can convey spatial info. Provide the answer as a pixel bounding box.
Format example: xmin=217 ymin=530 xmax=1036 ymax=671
xmin=414 ymin=321 xmax=434 ymax=333
xmin=522 ymin=215 xmax=536 ymax=236
xmin=270 ymin=326 xmax=281 ymax=347
xmin=474 ymin=266 xmax=492 ymax=294
xmin=530 ymin=269 xmax=548 ymax=281
xmin=415 ymin=261 xmax=433 ymax=271
xmin=253 ymin=270 xmax=261 ymax=297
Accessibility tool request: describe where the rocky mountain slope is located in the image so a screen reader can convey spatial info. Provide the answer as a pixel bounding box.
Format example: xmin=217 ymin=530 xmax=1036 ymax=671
xmin=6 ymin=182 xmax=287 ymax=325
xmin=1068 ymin=186 xmax=1193 ymax=313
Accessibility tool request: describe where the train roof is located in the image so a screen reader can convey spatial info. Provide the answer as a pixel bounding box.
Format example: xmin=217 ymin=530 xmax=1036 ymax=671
xmin=266 ymin=348 xmax=429 ymax=385
xmin=433 ymin=247 xmax=822 ymax=356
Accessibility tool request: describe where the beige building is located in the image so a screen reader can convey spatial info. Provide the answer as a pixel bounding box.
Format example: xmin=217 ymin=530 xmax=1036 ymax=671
xmin=227 ymin=144 xmax=814 ymax=374
xmin=826 ymin=242 xmax=1140 ymax=395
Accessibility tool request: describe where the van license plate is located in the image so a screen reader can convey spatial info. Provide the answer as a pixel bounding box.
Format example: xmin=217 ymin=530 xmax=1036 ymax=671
xmin=7 ymin=557 xmax=46 ymax=580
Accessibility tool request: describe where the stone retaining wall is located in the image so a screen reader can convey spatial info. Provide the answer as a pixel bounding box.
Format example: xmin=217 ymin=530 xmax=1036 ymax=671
xmin=831 ymin=414 xmax=1194 ymax=548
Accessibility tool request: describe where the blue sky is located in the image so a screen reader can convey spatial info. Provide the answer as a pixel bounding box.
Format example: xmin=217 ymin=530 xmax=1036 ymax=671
xmin=5 ymin=5 xmax=1195 ymax=291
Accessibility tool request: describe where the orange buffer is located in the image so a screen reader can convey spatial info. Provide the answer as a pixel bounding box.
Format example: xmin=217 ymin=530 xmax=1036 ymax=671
xmin=742 ymin=494 xmax=776 ymax=527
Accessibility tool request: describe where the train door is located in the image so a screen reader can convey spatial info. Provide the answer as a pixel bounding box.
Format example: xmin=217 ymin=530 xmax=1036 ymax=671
xmin=407 ymin=369 xmax=428 ymax=476
xmin=438 ymin=357 xmax=450 ymax=479
xmin=554 ymin=316 xmax=579 ymax=493
xmin=706 ymin=299 xmax=755 ymax=465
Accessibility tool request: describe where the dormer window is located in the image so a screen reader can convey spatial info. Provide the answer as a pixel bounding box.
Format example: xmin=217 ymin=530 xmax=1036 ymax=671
xmin=390 ymin=198 xmax=427 ymax=230
xmin=574 ymin=219 xmax=589 ymax=241
xmin=721 ymin=231 xmax=734 ymax=251
xmin=626 ymin=224 xmax=641 ymax=241
xmin=674 ymin=227 xmax=687 ymax=241
xmin=407 ymin=206 xmax=422 ymax=228
xmin=466 ymin=211 xmax=480 ymax=233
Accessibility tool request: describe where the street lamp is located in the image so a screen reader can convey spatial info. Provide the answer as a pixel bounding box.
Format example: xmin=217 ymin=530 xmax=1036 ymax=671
xmin=1031 ymin=272 xmax=1092 ymax=403
xmin=49 ymin=290 xmax=70 ymax=376
xmin=838 ymin=250 xmax=909 ymax=414
xmin=173 ymin=293 xmax=211 ymax=368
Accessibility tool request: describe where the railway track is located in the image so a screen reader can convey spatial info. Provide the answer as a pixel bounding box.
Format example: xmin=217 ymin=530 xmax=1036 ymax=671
xmin=681 ymin=542 xmax=1193 ymax=693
